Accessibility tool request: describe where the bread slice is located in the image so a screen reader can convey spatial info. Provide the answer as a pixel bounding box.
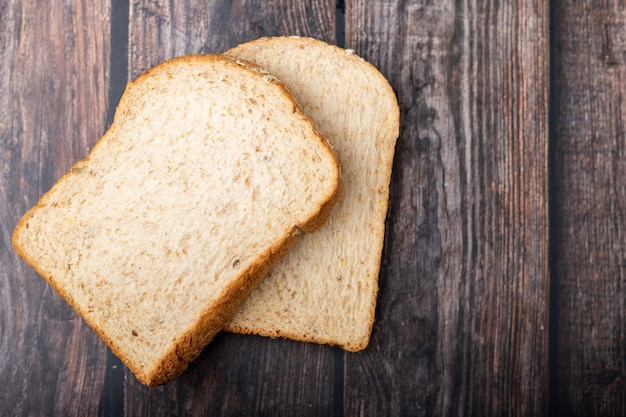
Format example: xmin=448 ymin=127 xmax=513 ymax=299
xmin=224 ymin=37 xmax=399 ymax=351
xmin=12 ymin=54 xmax=340 ymax=386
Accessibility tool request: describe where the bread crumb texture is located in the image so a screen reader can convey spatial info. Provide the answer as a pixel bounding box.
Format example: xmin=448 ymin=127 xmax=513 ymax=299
xmin=224 ymin=37 xmax=400 ymax=351
xmin=12 ymin=54 xmax=339 ymax=386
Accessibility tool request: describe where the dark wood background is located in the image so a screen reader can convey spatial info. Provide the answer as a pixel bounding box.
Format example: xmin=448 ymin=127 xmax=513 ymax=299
xmin=1 ymin=0 xmax=624 ymax=415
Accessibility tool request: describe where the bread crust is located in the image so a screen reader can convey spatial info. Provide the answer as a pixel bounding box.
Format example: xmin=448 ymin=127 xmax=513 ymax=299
xmin=12 ymin=53 xmax=340 ymax=386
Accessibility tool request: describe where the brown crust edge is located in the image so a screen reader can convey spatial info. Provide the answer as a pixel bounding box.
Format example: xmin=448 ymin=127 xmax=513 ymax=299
xmin=12 ymin=53 xmax=341 ymax=386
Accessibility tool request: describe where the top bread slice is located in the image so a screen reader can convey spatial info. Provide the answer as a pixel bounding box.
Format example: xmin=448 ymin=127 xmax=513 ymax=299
xmin=224 ymin=37 xmax=399 ymax=351
xmin=12 ymin=54 xmax=340 ymax=386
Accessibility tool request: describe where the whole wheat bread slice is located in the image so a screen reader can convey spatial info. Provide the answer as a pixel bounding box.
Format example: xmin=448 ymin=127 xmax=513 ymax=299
xmin=224 ymin=37 xmax=399 ymax=351
xmin=12 ymin=54 xmax=340 ymax=385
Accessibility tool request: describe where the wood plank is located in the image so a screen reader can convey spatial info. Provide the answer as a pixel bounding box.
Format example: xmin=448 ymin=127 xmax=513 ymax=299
xmin=124 ymin=334 xmax=341 ymax=416
xmin=344 ymin=0 xmax=550 ymax=415
xmin=551 ymin=1 xmax=626 ymax=415
xmin=126 ymin=1 xmax=339 ymax=415
xmin=128 ymin=0 xmax=336 ymax=79
xmin=0 ymin=0 xmax=112 ymax=415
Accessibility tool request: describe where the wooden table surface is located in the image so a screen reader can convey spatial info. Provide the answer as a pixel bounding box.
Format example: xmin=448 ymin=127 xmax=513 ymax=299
xmin=1 ymin=0 xmax=625 ymax=416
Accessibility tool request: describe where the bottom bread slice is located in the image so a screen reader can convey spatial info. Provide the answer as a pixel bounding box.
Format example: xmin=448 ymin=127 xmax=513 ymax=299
xmin=12 ymin=54 xmax=340 ymax=385
xmin=224 ymin=37 xmax=400 ymax=351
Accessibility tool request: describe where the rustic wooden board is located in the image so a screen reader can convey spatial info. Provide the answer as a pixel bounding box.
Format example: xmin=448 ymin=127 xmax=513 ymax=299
xmin=343 ymin=0 xmax=551 ymax=415
xmin=3 ymin=0 xmax=625 ymax=415
xmin=0 ymin=0 xmax=112 ymax=415
xmin=551 ymin=1 xmax=626 ymax=415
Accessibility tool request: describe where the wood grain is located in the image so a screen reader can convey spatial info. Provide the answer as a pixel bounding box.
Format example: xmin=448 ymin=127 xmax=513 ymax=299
xmin=344 ymin=0 xmax=550 ymax=415
xmin=128 ymin=0 xmax=335 ymax=79
xmin=3 ymin=0 xmax=626 ymax=415
xmin=551 ymin=1 xmax=626 ymax=415
xmin=0 ymin=0 xmax=111 ymax=415
xmin=124 ymin=334 xmax=340 ymax=416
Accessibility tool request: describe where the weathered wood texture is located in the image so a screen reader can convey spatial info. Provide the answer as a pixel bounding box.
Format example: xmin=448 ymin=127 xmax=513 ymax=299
xmin=128 ymin=0 xmax=336 ymax=80
xmin=551 ymin=1 xmax=626 ymax=415
xmin=0 ymin=0 xmax=112 ymax=416
xmin=344 ymin=0 xmax=550 ymax=415
xmin=3 ymin=0 xmax=625 ymax=415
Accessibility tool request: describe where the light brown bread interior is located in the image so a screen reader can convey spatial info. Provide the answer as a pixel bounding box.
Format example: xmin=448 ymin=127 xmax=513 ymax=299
xmin=224 ymin=37 xmax=400 ymax=351
xmin=12 ymin=54 xmax=340 ymax=385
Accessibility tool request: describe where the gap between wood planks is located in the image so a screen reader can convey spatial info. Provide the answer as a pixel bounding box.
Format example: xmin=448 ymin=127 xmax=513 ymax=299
xmin=333 ymin=5 xmax=346 ymax=417
xmin=547 ymin=0 xmax=562 ymax=414
xmin=101 ymin=0 xmax=128 ymax=415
